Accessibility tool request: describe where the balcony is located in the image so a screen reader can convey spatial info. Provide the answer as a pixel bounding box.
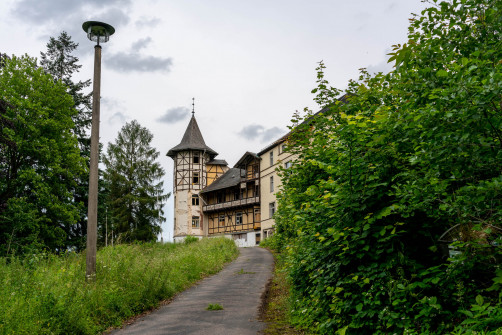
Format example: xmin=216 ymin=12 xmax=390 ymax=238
xmin=203 ymin=196 xmax=260 ymax=212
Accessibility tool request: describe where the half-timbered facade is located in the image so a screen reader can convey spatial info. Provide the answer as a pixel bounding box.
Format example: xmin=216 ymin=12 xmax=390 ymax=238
xmin=199 ymin=152 xmax=261 ymax=247
xmin=167 ymin=115 xmax=222 ymax=242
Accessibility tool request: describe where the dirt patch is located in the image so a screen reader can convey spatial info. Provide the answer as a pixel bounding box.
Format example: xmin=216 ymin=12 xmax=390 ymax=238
xmin=258 ymin=249 xmax=308 ymax=335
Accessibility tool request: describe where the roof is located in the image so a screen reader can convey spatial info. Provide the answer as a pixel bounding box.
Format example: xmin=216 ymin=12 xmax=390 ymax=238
xmin=234 ymin=151 xmax=260 ymax=168
xmin=200 ymin=168 xmax=245 ymax=194
xmin=167 ymin=116 xmax=218 ymax=158
xmin=207 ymin=159 xmax=228 ymax=166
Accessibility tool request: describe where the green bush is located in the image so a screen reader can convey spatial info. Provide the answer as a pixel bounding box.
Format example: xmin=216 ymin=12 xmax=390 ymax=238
xmin=273 ymin=0 xmax=502 ymax=333
xmin=0 ymin=238 xmax=238 ymax=334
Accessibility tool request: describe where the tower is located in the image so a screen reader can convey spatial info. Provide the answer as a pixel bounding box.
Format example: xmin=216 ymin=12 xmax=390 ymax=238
xmin=167 ymin=114 xmax=218 ymax=242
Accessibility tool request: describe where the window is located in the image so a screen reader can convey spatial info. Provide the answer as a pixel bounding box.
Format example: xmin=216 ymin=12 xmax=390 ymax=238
xmin=269 ymin=151 xmax=274 ymax=166
xmin=193 ymin=172 xmax=199 ymax=184
xmin=217 ymin=192 xmax=224 ymax=203
xmin=269 ymin=202 xmax=275 ymax=218
xmin=270 ymin=176 xmax=274 ymax=192
xmin=234 ymin=189 xmax=240 ymax=201
xmin=192 ymin=195 xmax=199 ymax=206
xmin=219 ymin=215 xmax=225 ymax=227
xmin=285 ymin=161 xmax=292 ymax=169
xmin=281 ymin=144 xmax=286 ymax=153
xmin=192 ymin=216 xmax=200 ymax=228
xmin=254 ymin=208 xmax=261 ymax=222
xmin=193 ymin=152 xmax=200 ymax=164
xmin=236 ymin=212 xmax=242 ymax=225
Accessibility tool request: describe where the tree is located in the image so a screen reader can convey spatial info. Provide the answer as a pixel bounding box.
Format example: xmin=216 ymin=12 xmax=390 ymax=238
xmin=104 ymin=120 xmax=168 ymax=242
xmin=0 ymin=55 xmax=86 ymax=255
xmin=40 ymin=31 xmax=93 ymax=250
xmin=272 ymin=0 xmax=502 ymax=333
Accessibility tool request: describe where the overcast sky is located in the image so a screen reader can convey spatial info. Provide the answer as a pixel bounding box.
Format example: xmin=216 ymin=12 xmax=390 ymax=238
xmin=0 ymin=0 xmax=428 ymax=241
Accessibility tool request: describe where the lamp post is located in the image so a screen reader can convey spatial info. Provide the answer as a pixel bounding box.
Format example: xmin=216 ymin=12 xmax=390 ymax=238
xmin=82 ymin=21 xmax=115 ymax=280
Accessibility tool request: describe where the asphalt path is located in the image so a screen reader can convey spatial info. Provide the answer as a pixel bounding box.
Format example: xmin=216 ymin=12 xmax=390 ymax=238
xmin=110 ymin=247 xmax=274 ymax=335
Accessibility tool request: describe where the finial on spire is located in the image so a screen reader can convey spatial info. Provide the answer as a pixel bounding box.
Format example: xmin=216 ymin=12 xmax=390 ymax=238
xmin=192 ymin=97 xmax=195 ymax=117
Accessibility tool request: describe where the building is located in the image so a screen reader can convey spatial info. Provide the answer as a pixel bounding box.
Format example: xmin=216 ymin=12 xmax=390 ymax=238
xmin=167 ymin=113 xmax=294 ymax=246
xmin=257 ymin=134 xmax=295 ymax=239
xmin=199 ymin=152 xmax=262 ymax=247
xmin=166 ymin=114 xmax=228 ymax=242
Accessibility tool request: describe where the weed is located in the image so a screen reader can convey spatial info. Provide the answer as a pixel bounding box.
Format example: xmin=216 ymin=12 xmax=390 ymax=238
xmin=206 ymin=303 xmax=224 ymax=310
xmin=236 ymin=268 xmax=256 ymax=275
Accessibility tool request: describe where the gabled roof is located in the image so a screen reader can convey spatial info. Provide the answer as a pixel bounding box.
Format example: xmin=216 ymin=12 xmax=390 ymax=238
xmin=200 ymin=168 xmax=244 ymax=194
xmin=234 ymin=151 xmax=260 ymax=169
xmin=167 ymin=116 xmax=218 ymax=158
xmin=207 ymin=159 xmax=228 ymax=166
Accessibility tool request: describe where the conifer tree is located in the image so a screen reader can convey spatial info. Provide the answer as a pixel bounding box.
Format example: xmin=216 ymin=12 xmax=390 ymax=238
xmin=40 ymin=31 xmax=93 ymax=250
xmin=104 ymin=120 xmax=169 ymax=242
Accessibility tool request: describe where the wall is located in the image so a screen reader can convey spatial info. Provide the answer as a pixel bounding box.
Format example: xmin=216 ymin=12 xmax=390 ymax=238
xmin=259 ymin=141 xmax=295 ymax=240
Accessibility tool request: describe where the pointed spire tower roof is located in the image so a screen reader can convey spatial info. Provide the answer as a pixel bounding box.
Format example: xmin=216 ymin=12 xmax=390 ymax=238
xmin=167 ymin=115 xmax=218 ymax=158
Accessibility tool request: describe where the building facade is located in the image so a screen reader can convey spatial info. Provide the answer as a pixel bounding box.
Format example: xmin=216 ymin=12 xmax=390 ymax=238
xmin=168 ymin=115 xmax=293 ymax=246
xmin=167 ymin=115 xmax=226 ymax=242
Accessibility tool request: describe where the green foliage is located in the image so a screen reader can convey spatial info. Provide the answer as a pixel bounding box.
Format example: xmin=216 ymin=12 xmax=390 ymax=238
xmin=104 ymin=120 xmax=169 ymax=243
xmin=184 ymin=235 xmax=200 ymax=244
xmin=273 ymin=0 xmax=502 ymax=333
xmin=0 ymin=237 xmax=238 ymax=334
xmin=0 ymin=55 xmax=85 ymax=256
xmin=40 ymin=31 xmax=93 ymax=251
xmin=206 ymin=303 xmax=224 ymax=310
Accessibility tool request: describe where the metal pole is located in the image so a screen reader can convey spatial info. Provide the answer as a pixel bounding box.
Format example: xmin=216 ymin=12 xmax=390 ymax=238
xmin=86 ymin=44 xmax=102 ymax=281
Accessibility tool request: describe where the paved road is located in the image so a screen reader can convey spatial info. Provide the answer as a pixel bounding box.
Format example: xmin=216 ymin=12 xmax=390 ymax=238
xmin=110 ymin=247 xmax=274 ymax=335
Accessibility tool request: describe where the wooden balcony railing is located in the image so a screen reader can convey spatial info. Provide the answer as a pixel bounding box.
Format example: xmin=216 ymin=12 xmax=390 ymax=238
xmin=203 ymin=196 xmax=260 ymax=212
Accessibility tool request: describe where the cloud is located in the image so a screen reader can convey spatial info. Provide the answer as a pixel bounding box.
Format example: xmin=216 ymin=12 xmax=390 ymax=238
xmin=12 ymin=0 xmax=131 ymax=26
xmin=135 ymin=17 xmax=161 ymax=28
xmin=262 ymin=127 xmax=285 ymax=142
xmin=239 ymin=125 xmax=264 ymax=140
xmin=105 ymin=52 xmax=173 ymax=73
xmin=108 ymin=111 xmax=127 ymax=125
xmin=238 ymin=124 xmax=286 ymax=143
xmin=131 ymin=37 xmax=152 ymax=51
xmin=366 ymin=48 xmax=394 ymax=74
xmin=157 ymin=107 xmax=190 ymax=123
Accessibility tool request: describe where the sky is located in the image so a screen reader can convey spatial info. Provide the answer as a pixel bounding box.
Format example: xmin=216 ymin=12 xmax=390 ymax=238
xmin=0 ymin=0 xmax=429 ymax=241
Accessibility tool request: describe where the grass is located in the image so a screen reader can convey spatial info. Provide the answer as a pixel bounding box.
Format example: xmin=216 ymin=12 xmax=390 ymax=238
xmin=206 ymin=303 xmax=224 ymax=310
xmin=260 ymin=248 xmax=310 ymax=335
xmin=236 ymin=268 xmax=256 ymax=275
xmin=0 ymin=237 xmax=238 ymax=335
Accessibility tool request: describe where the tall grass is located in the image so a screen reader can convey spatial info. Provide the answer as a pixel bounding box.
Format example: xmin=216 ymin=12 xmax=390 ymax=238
xmin=0 ymin=237 xmax=238 ymax=335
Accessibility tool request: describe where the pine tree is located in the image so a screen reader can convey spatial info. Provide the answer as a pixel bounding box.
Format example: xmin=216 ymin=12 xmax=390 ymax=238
xmin=104 ymin=120 xmax=169 ymax=242
xmin=40 ymin=32 xmax=93 ymax=250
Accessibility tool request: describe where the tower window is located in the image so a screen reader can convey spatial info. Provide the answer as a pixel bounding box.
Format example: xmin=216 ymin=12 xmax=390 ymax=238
xmin=193 ymin=172 xmax=199 ymax=184
xmin=192 ymin=216 xmax=200 ymax=228
xmin=192 ymin=195 xmax=199 ymax=206
xmin=193 ymin=152 xmax=200 ymax=164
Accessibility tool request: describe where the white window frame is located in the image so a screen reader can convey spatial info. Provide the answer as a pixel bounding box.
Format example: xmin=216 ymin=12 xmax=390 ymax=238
xmin=269 ymin=202 xmax=275 ymax=218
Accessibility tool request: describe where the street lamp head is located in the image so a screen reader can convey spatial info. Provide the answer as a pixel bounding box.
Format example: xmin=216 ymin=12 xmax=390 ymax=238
xmin=82 ymin=21 xmax=115 ymax=44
